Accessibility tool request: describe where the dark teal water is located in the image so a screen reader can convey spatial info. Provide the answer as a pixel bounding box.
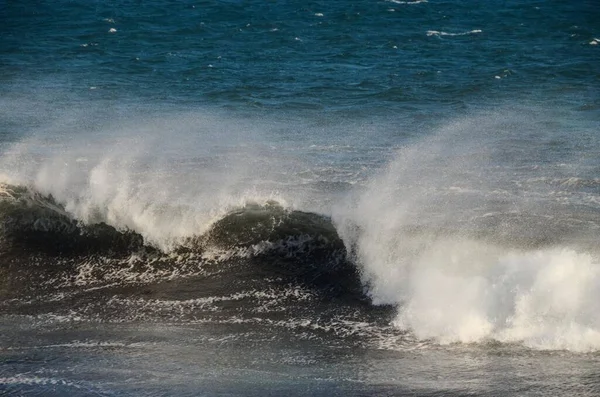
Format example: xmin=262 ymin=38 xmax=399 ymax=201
xmin=3 ymin=1 xmax=599 ymax=112
xmin=1 ymin=1 xmax=600 ymax=396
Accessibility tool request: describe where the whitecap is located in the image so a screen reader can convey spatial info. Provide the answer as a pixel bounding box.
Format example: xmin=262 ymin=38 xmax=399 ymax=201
xmin=427 ymin=29 xmax=482 ymax=37
xmin=387 ymin=0 xmax=427 ymax=4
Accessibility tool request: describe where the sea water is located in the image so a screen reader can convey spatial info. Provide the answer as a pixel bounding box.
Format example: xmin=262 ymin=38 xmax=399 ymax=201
xmin=1 ymin=1 xmax=599 ymax=395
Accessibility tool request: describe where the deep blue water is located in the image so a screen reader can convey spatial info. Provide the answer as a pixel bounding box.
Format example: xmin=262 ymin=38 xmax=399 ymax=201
xmin=3 ymin=0 xmax=599 ymax=112
xmin=1 ymin=1 xmax=600 ymax=396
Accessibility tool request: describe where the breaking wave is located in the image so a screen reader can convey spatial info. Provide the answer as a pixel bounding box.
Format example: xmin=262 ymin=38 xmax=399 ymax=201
xmin=332 ymin=114 xmax=600 ymax=352
xmin=1 ymin=108 xmax=600 ymax=353
xmin=0 ymin=182 xmax=362 ymax=301
xmin=0 ymin=182 xmax=343 ymax=256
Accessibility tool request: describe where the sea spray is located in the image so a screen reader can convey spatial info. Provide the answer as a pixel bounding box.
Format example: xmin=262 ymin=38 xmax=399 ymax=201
xmin=0 ymin=111 xmax=307 ymax=250
xmin=333 ymin=111 xmax=600 ymax=351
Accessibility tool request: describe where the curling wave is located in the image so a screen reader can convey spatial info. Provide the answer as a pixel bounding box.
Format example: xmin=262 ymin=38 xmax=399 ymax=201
xmin=0 ymin=183 xmax=362 ymax=301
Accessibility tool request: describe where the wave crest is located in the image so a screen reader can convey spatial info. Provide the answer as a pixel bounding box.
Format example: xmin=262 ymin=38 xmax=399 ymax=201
xmin=0 ymin=183 xmax=363 ymax=300
xmin=0 ymin=183 xmax=145 ymax=256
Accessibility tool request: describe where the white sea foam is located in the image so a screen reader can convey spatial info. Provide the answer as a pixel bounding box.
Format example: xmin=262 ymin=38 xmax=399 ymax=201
xmin=6 ymin=341 xmax=131 ymax=350
xmin=427 ymin=29 xmax=482 ymax=37
xmin=0 ymin=110 xmax=309 ymax=251
xmin=387 ymin=0 xmax=427 ymax=4
xmin=333 ymin=111 xmax=600 ymax=352
xmin=392 ymin=244 xmax=600 ymax=351
xmin=0 ymin=375 xmax=79 ymax=387
xmin=105 ymin=287 xmax=316 ymax=317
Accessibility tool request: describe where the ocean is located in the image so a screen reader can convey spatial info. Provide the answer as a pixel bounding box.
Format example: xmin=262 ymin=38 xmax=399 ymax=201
xmin=1 ymin=0 xmax=599 ymax=395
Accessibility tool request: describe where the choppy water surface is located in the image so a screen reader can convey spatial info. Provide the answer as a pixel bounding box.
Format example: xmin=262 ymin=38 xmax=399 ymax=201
xmin=1 ymin=0 xmax=599 ymax=395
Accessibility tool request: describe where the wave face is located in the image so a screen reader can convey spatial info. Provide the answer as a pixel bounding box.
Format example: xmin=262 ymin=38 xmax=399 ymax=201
xmin=0 ymin=183 xmax=343 ymax=257
xmin=0 ymin=182 xmax=364 ymax=304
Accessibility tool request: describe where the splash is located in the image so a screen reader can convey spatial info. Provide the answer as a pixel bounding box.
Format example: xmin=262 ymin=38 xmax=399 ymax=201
xmin=333 ymin=111 xmax=600 ymax=352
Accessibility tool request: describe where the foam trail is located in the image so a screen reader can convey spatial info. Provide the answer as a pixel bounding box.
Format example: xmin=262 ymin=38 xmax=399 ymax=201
xmin=387 ymin=0 xmax=428 ymax=4
xmin=427 ymin=30 xmax=482 ymax=37
xmin=333 ymin=110 xmax=600 ymax=352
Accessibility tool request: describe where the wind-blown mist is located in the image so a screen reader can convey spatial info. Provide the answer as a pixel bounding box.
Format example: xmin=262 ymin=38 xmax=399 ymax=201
xmin=0 ymin=110 xmax=316 ymax=250
xmin=333 ymin=111 xmax=600 ymax=351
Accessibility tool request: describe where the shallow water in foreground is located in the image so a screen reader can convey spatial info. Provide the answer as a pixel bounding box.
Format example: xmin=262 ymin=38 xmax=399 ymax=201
xmin=3 ymin=318 xmax=600 ymax=396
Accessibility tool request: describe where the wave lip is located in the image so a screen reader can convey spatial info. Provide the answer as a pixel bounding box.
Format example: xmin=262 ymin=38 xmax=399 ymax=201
xmin=183 ymin=201 xmax=362 ymax=297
